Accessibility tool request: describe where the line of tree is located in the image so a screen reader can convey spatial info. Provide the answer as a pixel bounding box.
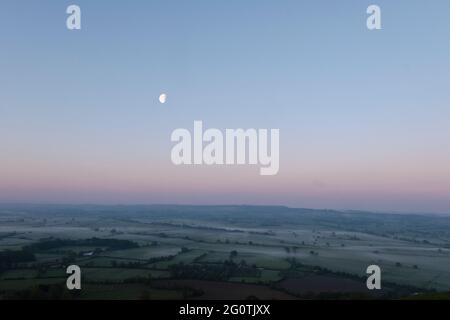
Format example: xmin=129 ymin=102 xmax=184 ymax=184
xmin=169 ymin=259 xmax=260 ymax=281
xmin=0 ymin=249 xmax=36 ymax=269
xmin=24 ymin=238 xmax=139 ymax=252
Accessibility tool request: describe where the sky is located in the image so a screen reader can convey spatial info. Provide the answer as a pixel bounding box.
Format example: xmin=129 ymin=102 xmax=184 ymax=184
xmin=0 ymin=1 xmax=449 ymax=213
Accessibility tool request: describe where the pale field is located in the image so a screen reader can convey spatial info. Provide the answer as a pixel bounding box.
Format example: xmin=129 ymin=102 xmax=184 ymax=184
xmin=1 ymin=207 xmax=450 ymax=294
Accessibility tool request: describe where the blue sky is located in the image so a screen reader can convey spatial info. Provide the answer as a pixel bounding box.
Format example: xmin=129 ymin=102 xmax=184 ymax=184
xmin=1 ymin=1 xmax=450 ymax=213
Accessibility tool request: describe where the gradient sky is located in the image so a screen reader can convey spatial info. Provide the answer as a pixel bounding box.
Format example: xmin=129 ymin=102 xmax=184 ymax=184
xmin=1 ymin=1 xmax=450 ymax=213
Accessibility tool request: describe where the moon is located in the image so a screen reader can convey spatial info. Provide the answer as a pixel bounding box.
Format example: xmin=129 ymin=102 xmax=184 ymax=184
xmin=159 ymin=93 xmax=167 ymax=104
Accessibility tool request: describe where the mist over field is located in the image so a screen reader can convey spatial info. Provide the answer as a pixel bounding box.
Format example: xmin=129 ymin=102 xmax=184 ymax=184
xmin=1 ymin=204 xmax=449 ymax=300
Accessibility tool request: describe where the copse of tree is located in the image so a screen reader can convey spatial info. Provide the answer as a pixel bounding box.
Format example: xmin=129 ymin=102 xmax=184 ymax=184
xmin=0 ymin=249 xmax=36 ymax=268
xmin=180 ymin=247 xmax=190 ymax=253
xmin=169 ymin=260 xmax=260 ymax=281
xmin=229 ymin=250 xmax=238 ymax=259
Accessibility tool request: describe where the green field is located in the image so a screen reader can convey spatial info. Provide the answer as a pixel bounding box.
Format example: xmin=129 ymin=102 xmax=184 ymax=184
xmin=1 ymin=204 xmax=450 ymax=299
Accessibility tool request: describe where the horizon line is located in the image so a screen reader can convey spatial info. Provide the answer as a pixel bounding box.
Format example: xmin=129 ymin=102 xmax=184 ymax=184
xmin=0 ymin=202 xmax=448 ymax=216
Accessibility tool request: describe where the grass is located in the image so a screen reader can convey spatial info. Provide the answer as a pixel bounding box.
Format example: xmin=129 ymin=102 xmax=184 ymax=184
xmin=79 ymin=283 xmax=183 ymax=300
xmin=82 ymin=268 xmax=170 ymax=281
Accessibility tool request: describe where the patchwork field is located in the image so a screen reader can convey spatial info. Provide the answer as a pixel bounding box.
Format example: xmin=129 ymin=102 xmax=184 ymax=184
xmin=1 ymin=204 xmax=449 ymax=299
